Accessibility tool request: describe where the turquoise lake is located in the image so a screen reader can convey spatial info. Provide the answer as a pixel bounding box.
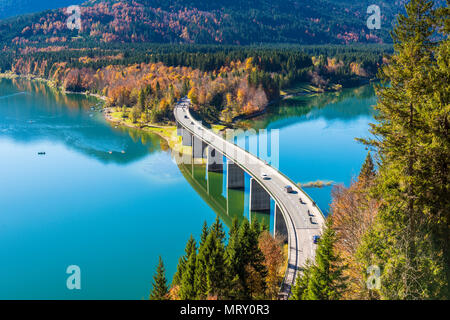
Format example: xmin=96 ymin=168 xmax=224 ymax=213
xmin=0 ymin=78 xmax=376 ymax=299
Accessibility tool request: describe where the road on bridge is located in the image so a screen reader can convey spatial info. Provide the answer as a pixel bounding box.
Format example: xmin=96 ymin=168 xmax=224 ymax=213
xmin=174 ymin=97 xmax=325 ymax=299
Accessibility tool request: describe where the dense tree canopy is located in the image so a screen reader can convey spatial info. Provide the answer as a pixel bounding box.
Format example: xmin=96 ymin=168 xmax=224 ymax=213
xmin=0 ymin=0 xmax=414 ymax=45
xmin=164 ymin=217 xmax=284 ymax=300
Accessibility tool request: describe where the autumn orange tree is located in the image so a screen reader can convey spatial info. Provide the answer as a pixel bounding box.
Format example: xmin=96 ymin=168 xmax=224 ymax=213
xmin=258 ymin=230 xmax=285 ymax=299
xmin=330 ymin=152 xmax=379 ymax=299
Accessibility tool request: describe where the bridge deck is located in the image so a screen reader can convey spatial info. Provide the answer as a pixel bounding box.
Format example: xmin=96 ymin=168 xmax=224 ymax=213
xmin=174 ymin=98 xmax=325 ymax=299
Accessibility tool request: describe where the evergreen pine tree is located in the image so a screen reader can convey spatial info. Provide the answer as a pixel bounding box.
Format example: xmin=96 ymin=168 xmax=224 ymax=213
xmin=358 ymin=151 xmax=376 ymax=182
xmin=226 ymin=218 xmax=244 ymax=299
xmin=235 ymin=219 xmax=253 ymax=298
xmin=149 ymin=256 xmax=169 ymax=300
xmin=193 ymin=218 xmax=228 ymax=299
xmin=195 ymin=231 xmax=209 ymax=299
xmin=200 ymin=221 xmax=209 ymax=247
xmin=425 ymin=22 xmax=450 ymax=298
xmin=172 ymin=235 xmax=197 ymax=286
xmin=180 ymin=250 xmax=197 ymax=300
xmin=235 ymin=219 xmax=268 ymax=299
xmin=155 ymin=81 xmax=161 ymax=99
xmin=361 ymin=0 xmax=449 ymax=299
xmin=229 ymin=217 xmax=239 ymax=241
xmin=248 ymin=219 xmax=267 ymax=299
xmin=172 ymin=256 xmax=186 ymax=287
xmin=290 ymin=260 xmax=313 ymax=300
xmin=306 ymin=219 xmax=346 ymax=300
xmin=210 ymin=215 xmax=226 ymax=244
xmin=182 ymin=79 xmax=190 ymax=96
xmin=203 ymin=230 xmax=228 ymax=298
xmin=144 ymin=84 xmax=152 ymax=97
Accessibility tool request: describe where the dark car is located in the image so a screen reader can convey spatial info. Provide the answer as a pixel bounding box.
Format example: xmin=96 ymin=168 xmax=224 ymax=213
xmin=313 ymin=235 xmax=320 ymax=244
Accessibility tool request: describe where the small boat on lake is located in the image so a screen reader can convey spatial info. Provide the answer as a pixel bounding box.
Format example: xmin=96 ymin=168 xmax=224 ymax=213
xmin=38 ymin=152 xmax=46 ymax=155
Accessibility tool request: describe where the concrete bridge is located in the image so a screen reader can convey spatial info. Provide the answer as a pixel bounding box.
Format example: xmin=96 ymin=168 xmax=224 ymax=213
xmin=174 ymin=97 xmax=325 ymax=299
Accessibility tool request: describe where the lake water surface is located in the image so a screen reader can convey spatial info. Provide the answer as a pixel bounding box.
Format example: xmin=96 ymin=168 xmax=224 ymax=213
xmin=0 ymin=78 xmax=376 ymax=299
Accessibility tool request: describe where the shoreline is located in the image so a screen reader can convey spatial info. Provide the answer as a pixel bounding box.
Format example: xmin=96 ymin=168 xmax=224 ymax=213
xmin=0 ymin=72 xmax=175 ymax=142
xmin=0 ymin=71 xmax=373 ymax=142
xmin=103 ymin=106 xmax=177 ymax=146
xmin=0 ymin=72 xmax=109 ymax=102
xmin=232 ymin=78 xmax=375 ymax=123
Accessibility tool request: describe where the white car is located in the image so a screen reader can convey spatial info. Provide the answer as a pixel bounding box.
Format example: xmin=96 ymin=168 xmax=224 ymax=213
xmin=261 ymin=173 xmax=270 ymax=180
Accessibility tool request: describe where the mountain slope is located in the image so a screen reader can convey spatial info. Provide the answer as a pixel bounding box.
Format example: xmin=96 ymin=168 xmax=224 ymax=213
xmin=0 ymin=0 xmax=416 ymax=45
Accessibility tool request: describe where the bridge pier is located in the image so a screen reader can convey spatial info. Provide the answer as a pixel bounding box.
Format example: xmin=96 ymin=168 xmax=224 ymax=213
xmin=249 ymin=178 xmax=271 ymax=212
xmin=182 ymin=129 xmax=192 ymax=146
xmin=192 ymin=135 xmax=207 ymax=163
xmin=226 ymin=160 xmax=245 ymax=216
xmin=207 ymin=146 xmax=223 ymax=172
xmin=177 ymin=122 xmax=183 ymax=135
xmin=226 ymin=161 xmax=245 ymax=189
xmin=175 ymin=103 xmax=323 ymax=300
xmin=274 ymin=205 xmax=288 ymax=244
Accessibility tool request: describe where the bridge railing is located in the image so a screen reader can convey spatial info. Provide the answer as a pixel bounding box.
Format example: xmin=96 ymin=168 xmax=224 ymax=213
xmin=215 ymin=128 xmax=325 ymax=220
xmin=216 ymin=128 xmax=326 ymax=298
xmin=177 ymin=115 xmax=299 ymax=299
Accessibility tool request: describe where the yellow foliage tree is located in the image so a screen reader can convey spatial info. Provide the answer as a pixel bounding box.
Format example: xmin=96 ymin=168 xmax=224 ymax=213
xmin=187 ymin=87 xmax=198 ymax=105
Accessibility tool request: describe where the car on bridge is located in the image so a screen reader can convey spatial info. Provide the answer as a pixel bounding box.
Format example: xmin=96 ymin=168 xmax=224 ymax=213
xmin=261 ymin=173 xmax=270 ymax=180
xmin=284 ymin=185 xmax=294 ymax=193
xmin=313 ymin=235 xmax=320 ymax=244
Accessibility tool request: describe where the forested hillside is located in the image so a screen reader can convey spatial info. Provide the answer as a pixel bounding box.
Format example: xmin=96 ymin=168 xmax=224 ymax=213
xmin=1 ymin=43 xmax=390 ymax=124
xmin=0 ymin=0 xmax=396 ymax=128
xmin=0 ymin=0 xmax=411 ymax=45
